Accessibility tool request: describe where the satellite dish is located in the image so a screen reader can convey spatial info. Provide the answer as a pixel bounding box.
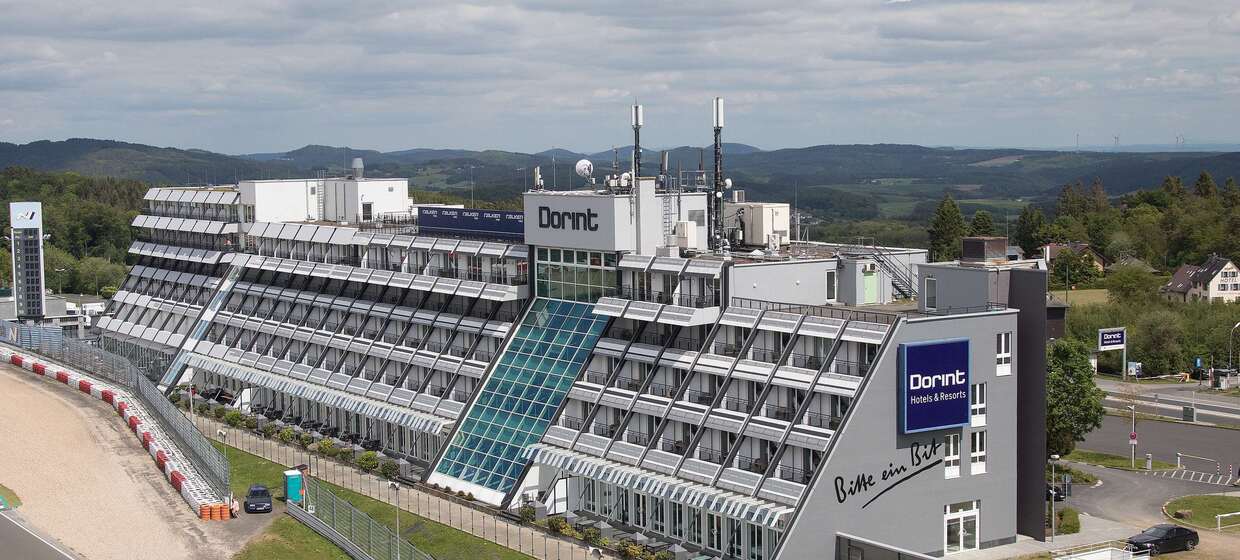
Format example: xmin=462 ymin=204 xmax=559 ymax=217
xmin=620 ymin=172 xmax=631 ymax=186
xmin=724 ymin=178 xmax=733 ymax=189
xmin=575 ymin=159 xmax=594 ymax=179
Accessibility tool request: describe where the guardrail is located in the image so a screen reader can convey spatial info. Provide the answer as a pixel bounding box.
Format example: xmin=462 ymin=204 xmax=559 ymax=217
xmin=1050 ymin=540 xmax=1148 ymax=559
xmin=298 ymin=476 xmax=435 ymax=560
xmin=0 ymin=320 xmax=230 ymax=501
xmin=1218 ymin=511 xmax=1240 ymax=531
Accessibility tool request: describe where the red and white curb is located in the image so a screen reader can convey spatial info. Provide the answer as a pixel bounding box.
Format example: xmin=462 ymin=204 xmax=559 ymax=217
xmin=0 ymin=347 xmax=230 ymax=520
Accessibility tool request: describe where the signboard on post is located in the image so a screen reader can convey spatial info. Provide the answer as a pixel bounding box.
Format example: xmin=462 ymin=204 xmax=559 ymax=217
xmin=1129 ymin=431 xmax=1138 ymax=445
xmin=899 ymin=339 xmax=971 ymax=434
xmin=1098 ymin=328 xmax=1127 ymax=352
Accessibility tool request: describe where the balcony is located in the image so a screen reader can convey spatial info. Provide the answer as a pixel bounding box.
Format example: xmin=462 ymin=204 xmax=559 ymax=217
xmin=749 ymin=347 xmax=783 ymax=364
xmin=764 ymin=404 xmax=795 ymax=422
xmin=633 ymin=332 xmax=664 ymax=347
xmin=698 ymin=447 xmax=727 ymax=465
xmin=721 ymin=396 xmax=753 ymax=414
xmin=427 ymin=385 xmax=447 ymax=397
xmin=832 ymin=360 xmax=872 ymax=377
xmin=625 ymin=431 xmax=650 ymax=446
xmin=804 ymin=412 xmax=842 ymax=430
xmin=452 ymin=390 xmax=470 ymax=402
xmin=614 ymin=376 xmax=645 ymax=392
xmin=659 ymin=437 xmax=688 ymax=454
xmin=606 ymin=327 xmax=634 ymax=341
xmin=712 ymin=342 xmax=741 ymax=357
xmin=671 ymin=338 xmax=704 ymax=352
xmin=472 ymin=349 xmax=494 ymax=362
xmin=584 ymin=370 xmax=609 ymax=385
xmin=615 ymin=287 xmax=719 ymax=309
xmin=424 ymin=266 xmax=459 ymax=279
xmin=685 ymin=389 xmax=715 ymax=406
xmin=736 ymin=455 xmax=769 ymax=475
xmin=778 ymin=464 xmax=812 ymax=484
xmin=647 ymin=382 xmax=677 ymax=398
xmin=788 ymin=353 xmax=823 ymax=370
xmin=561 ymin=416 xmax=585 ymax=430
xmin=592 ymin=423 xmax=619 ymax=438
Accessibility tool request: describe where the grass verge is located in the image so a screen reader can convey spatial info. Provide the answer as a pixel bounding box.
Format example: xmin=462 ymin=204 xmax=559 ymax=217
xmin=1047 ymin=463 xmax=1097 ymax=484
xmin=1065 ymin=449 xmax=1176 ymax=471
xmin=217 ymin=441 xmax=534 ymax=560
xmin=1164 ymin=494 xmax=1240 ymax=532
xmin=0 ymin=482 xmax=20 ymax=509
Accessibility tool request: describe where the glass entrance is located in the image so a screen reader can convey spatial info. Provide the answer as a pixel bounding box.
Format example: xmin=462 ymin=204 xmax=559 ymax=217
xmin=944 ymin=501 xmax=979 ymax=554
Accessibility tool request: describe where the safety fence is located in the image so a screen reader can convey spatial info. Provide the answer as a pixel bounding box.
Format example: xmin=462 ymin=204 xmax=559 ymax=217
xmin=295 ymin=476 xmax=435 ymax=560
xmin=0 ymin=320 xmax=230 ymax=501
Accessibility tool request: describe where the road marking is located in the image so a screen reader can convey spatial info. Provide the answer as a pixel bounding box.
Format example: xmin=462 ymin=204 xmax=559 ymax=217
xmin=0 ymin=511 xmax=75 ymax=559
xmin=1146 ymin=469 xmax=1237 ymax=486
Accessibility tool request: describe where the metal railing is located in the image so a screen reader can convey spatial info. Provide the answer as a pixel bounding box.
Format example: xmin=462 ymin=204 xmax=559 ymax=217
xmin=736 ymin=455 xmax=768 ymax=474
xmin=779 ymin=464 xmax=812 ymax=484
xmin=299 ymin=476 xmax=435 ymax=560
xmin=0 ymin=323 xmax=230 ymax=500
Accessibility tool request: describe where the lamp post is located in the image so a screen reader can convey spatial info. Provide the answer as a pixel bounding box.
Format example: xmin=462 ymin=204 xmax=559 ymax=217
xmin=1049 ymin=454 xmax=1060 ymax=542
xmin=1126 ymin=405 xmax=1137 ymax=469
xmin=217 ymin=429 xmax=231 ymax=512
xmin=1229 ymin=322 xmax=1240 ymax=371
xmin=389 ymin=481 xmax=401 ymax=560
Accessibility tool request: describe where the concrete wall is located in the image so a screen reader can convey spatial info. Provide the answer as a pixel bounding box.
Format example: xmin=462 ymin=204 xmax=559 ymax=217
xmin=777 ymin=311 xmax=1020 ymax=558
xmin=919 ymin=264 xmax=999 ymax=312
xmin=240 ymin=180 xmax=317 ymax=223
xmin=323 ymin=179 xmax=408 ymax=223
xmin=729 ymin=259 xmax=839 ymax=306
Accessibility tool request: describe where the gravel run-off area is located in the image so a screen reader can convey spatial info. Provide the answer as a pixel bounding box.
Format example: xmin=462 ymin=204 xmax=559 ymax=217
xmin=0 ymin=364 xmax=271 ymax=560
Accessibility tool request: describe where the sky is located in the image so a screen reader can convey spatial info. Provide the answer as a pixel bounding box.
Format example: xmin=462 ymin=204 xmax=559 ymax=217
xmin=1 ymin=1 xmax=1238 ymax=154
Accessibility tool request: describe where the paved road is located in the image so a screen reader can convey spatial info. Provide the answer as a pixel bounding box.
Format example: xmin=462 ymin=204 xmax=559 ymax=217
xmin=1081 ymin=415 xmax=1240 ymax=474
xmin=1097 ymin=377 xmax=1240 ymax=425
xmin=0 ymin=512 xmax=75 ymax=560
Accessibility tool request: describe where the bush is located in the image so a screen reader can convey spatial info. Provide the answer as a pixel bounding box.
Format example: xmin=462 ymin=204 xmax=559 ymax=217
xmin=617 ymin=541 xmax=645 ymax=559
xmin=223 ymin=410 xmax=244 ymax=428
xmin=379 ymin=460 xmax=400 ymax=480
xmin=100 ymin=286 xmax=118 ymax=299
xmin=260 ymin=424 xmax=278 ymax=438
xmin=299 ymin=432 xmax=315 ymax=448
xmin=355 ymin=450 xmax=380 ymax=472
xmin=212 ymin=405 xmax=228 ymax=420
xmin=1056 ymin=507 xmax=1081 ymax=534
xmin=278 ymin=427 xmax=296 ymax=444
xmin=316 ymin=439 xmax=338 ymax=458
xmin=582 ymin=527 xmax=603 ymax=546
xmin=242 ymin=416 xmax=259 ymax=430
xmin=548 ymin=516 xmax=581 ymax=538
xmin=518 ymin=505 xmax=536 ymax=524
xmin=168 ymin=392 xmax=181 ymax=405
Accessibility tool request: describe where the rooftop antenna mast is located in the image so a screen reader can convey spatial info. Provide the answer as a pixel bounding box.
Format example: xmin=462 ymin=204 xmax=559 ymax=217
xmin=632 ymin=104 xmax=643 ymax=179
xmin=710 ymin=97 xmax=726 ymax=252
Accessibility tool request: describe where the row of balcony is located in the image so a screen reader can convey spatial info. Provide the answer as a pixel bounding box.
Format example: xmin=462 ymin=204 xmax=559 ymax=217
xmin=614 ymin=287 xmax=720 ymax=309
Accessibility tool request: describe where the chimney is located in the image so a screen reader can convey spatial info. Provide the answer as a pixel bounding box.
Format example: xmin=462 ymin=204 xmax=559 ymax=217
xmin=351 ymin=157 xmax=364 ymax=179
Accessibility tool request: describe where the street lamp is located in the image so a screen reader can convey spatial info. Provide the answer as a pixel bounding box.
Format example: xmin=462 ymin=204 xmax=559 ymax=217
xmin=1126 ymin=405 xmax=1137 ymax=469
xmin=217 ymin=428 xmax=232 ymax=513
xmin=1049 ymin=454 xmax=1060 ymax=542
xmin=389 ymin=481 xmax=401 ymax=560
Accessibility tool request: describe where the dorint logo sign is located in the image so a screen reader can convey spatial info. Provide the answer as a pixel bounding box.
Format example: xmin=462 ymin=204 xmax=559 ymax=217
xmin=900 ymin=339 xmax=971 ymax=434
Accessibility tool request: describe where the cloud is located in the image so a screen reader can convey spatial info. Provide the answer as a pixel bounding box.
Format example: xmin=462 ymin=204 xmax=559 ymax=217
xmin=0 ymin=0 xmax=1236 ymax=153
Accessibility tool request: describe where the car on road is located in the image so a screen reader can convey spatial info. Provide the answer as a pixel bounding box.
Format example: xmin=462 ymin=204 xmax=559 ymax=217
xmin=1047 ymin=484 xmax=1065 ymax=502
xmin=243 ymin=484 xmax=272 ymax=514
xmin=1126 ymin=524 xmax=1198 ymax=555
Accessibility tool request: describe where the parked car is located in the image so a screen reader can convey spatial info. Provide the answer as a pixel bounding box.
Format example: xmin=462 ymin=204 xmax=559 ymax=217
xmin=1046 ymin=484 xmax=1065 ymax=502
xmin=1126 ymin=524 xmax=1198 ymax=555
xmin=244 ymin=484 xmax=273 ymax=514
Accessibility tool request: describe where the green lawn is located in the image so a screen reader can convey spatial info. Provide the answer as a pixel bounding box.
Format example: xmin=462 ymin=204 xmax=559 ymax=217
xmin=1164 ymin=494 xmax=1240 ymax=532
xmin=1066 ymin=449 xmax=1176 ymax=471
xmin=1054 ymin=288 xmax=1109 ymax=306
xmin=0 ymin=482 xmax=20 ymax=509
xmin=1046 ymin=463 xmax=1097 ymax=484
xmin=218 ymin=442 xmax=533 ymax=560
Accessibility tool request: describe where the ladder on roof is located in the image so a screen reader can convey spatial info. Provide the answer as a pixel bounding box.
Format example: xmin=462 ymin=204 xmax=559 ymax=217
xmin=662 ymin=192 xmax=677 ymax=238
xmin=314 ymin=170 xmax=326 ymax=221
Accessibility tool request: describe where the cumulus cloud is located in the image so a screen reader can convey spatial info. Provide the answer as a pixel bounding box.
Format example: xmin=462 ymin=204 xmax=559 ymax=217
xmin=0 ymin=0 xmax=1236 ymax=152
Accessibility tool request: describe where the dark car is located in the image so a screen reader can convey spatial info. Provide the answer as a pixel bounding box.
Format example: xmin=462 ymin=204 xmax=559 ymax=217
xmin=244 ymin=484 xmax=273 ymax=514
xmin=1047 ymin=484 xmax=1065 ymax=502
xmin=1126 ymin=524 xmax=1198 ymax=555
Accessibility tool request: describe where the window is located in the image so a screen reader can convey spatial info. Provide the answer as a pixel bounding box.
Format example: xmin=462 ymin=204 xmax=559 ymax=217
xmin=687 ymin=507 xmax=703 ymax=545
xmin=970 ymin=430 xmax=987 ymax=475
xmin=826 ymin=270 xmax=837 ymax=302
xmin=748 ymin=522 xmax=765 ymax=560
xmin=945 ymin=433 xmax=961 ymax=478
xmin=707 ymin=513 xmax=723 ymax=551
xmin=634 ymin=493 xmax=647 ymax=528
xmin=670 ymin=502 xmax=685 ymax=539
xmin=971 ymin=383 xmax=987 ymax=427
xmin=651 ymin=496 xmax=665 ymax=534
xmin=924 ymin=277 xmax=937 ymax=310
xmin=361 ymin=202 xmax=374 ymax=221
xmin=996 ymin=332 xmax=1012 ymax=376
xmin=727 ymin=518 xmax=744 ymax=558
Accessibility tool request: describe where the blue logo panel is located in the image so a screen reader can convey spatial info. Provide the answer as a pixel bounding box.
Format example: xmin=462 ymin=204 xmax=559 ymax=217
xmin=900 ymin=339 xmax=970 ymax=434
xmin=418 ymin=207 xmax=525 ymax=240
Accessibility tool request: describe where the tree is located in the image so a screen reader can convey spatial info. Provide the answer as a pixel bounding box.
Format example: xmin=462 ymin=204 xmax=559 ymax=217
xmin=1223 ymin=177 xmax=1240 ymax=209
xmin=1056 ymin=182 xmax=1090 ymax=219
xmin=1105 ymin=264 xmax=1158 ymax=303
xmin=1132 ymin=309 xmax=1185 ymax=375
xmin=927 ymin=194 xmax=967 ymax=261
xmin=76 ymin=256 xmax=126 ymax=295
xmin=1160 ymin=175 xmax=1186 ymax=198
xmin=1013 ymin=205 xmax=1047 ymax=257
xmin=43 ymin=246 xmax=78 ymax=294
xmin=1088 ymin=179 xmax=1109 ymax=212
xmin=1046 ymin=339 xmax=1105 ymax=456
xmin=968 ymin=211 xmax=996 ymax=236
xmin=1193 ymin=171 xmax=1218 ymax=198
xmin=1049 ymin=248 xmax=1101 ymax=289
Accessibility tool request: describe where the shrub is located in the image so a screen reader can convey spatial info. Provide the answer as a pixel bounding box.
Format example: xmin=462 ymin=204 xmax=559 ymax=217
xmin=548 ymin=516 xmax=576 ymax=535
xmin=242 ymin=416 xmax=259 ymax=430
xmin=653 ymin=552 xmax=674 ymax=560
xmin=379 ymin=460 xmax=400 ymax=480
xmin=100 ymin=286 xmax=118 ymax=299
xmin=582 ymin=527 xmax=603 ymax=546
xmin=1056 ymin=506 xmax=1081 ymax=534
xmin=168 ymin=392 xmax=181 ymax=405
xmin=317 ymin=439 xmax=338 ymax=457
xmin=299 ymin=432 xmax=315 ymax=448
xmin=617 ymin=541 xmax=645 ymax=559
xmin=355 ymin=450 xmax=380 ymax=472
xmin=518 ymin=505 xmax=536 ymax=524
xmin=278 ymin=427 xmax=296 ymax=444
xmin=260 ymin=424 xmax=277 ymax=438
xmin=223 ymin=410 xmax=244 ymax=428
xmin=466 ymin=492 xmax=474 ymax=501
xmin=212 ymin=405 xmax=228 ymax=420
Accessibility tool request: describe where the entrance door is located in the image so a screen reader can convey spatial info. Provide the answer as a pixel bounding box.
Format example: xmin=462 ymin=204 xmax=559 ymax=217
xmin=944 ymin=501 xmax=979 ymax=554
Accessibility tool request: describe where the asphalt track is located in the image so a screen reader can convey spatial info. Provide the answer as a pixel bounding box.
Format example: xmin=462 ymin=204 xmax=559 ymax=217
xmin=0 ymin=511 xmax=76 ymax=560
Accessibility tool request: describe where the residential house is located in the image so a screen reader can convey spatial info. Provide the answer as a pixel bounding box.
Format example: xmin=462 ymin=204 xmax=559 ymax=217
xmin=1161 ymin=254 xmax=1240 ymax=303
xmin=1040 ymin=242 xmax=1109 ymax=272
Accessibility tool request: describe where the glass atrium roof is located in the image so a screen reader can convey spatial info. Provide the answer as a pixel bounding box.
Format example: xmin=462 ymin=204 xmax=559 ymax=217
xmin=434 ymin=298 xmax=608 ymax=494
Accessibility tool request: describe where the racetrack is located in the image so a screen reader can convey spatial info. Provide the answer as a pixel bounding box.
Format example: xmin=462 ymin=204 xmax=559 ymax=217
xmin=0 ymin=364 xmax=267 ymax=560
